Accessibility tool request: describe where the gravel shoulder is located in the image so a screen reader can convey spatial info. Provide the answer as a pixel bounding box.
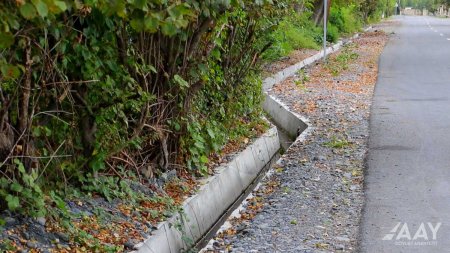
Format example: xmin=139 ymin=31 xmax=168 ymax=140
xmin=262 ymin=49 xmax=319 ymax=77
xmin=204 ymin=28 xmax=390 ymax=253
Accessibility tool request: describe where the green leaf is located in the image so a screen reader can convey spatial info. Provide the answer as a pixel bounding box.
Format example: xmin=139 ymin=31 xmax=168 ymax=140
xmin=199 ymin=165 xmax=208 ymax=175
xmin=174 ymin=122 xmax=181 ymax=131
xmin=161 ymin=22 xmax=178 ymax=36
xmin=50 ymin=191 xmax=68 ymax=211
xmin=207 ymin=128 xmax=215 ymax=138
xmin=43 ymin=126 xmax=52 ymax=136
xmin=194 ymin=141 xmax=205 ymax=149
xmin=130 ymin=18 xmax=145 ymax=31
xmin=6 ymin=195 xmax=20 ymax=210
xmin=32 ymin=127 xmax=42 ymax=137
xmin=211 ymin=48 xmax=221 ymax=60
xmin=14 ymin=159 xmax=26 ymax=174
xmin=22 ymin=174 xmax=35 ymax=187
xmin=173 ymin=74 xmax=189 ymax=88
xmin=111 ymin=0 xmax=127 ymax=17
xmin=168 ymin=4 xmax=193 ymax=18
xmin=0 ymin=64 xmax=21 ymax=79
xmin=10 ymin=183 xmax=23 ymax=193
xmin=20 ymin=3 xmax=37 ymax=19
xmin=144 ymin=16 xmax=159 ymax=33
xmin=89 ymin=155 xmax=106 ymax=172
xmin=132 ymin=0 xmax=147 ymax=9
xmin=149 ymin=65 xmax=157 ymax=73
xmin=33 ymin=184 xmax=42 ymax=194
xmin=174 ymin=18 xmax=189 ymax=28
xmin=199 ymin=155 xmax=208 ymax=163
xmin=0 ymin=32 xmax=14 ymax=49
xmin=0 ymin=178 xmax=9 ymax=188
xmin=54 ymin=0 xmax=67 ymax=12
xmin=32 ymin=0 xmax=49 ymax=17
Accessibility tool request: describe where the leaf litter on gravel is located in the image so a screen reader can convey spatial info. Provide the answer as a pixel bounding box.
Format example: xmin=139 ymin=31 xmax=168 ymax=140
xmin=203 ymin=29 xmax=390 ymax=253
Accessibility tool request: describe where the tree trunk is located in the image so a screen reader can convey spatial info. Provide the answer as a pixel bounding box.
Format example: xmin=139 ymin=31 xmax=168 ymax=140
xmin=19 ymin=40 xmax=32 ymax=134
xmin=313 ymin=0 xmax=332 ymax=26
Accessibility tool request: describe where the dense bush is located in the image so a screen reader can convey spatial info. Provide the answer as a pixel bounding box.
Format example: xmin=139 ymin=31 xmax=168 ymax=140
xmin=0 ymin=0 xmax=294 ymax=215
xmin=330 ymin=5 xmax=362 ymax=34
xmin=263 ymin=11 xmax=322 ymax=60
xmin=0 ymin=0 xmax=397 ymax=218
xmin=262 ymin=0 xmax=376 ymax=61
xmin=326 ymin=23 xmax=340 ymax=43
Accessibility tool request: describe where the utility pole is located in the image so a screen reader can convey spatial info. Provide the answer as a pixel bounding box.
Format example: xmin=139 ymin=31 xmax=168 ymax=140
xmin=395 ymin=0 xmax=399 ymax=15
xmin=323 ymin=0 xmax=327 ymax=62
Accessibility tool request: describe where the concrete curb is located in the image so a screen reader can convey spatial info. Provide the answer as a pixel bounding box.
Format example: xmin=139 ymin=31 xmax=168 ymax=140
xmin=261 ymin=40 xmax=346 ymax=137
xmin=134 ymin=126 xmax=280 ymax=253
xmin=262 ymin=27 xmax=372 ymax=136
xmin=262 ymin=41 xmax=344 ymax=91
xmin=263 ymin=94 xmax=308 ymax=138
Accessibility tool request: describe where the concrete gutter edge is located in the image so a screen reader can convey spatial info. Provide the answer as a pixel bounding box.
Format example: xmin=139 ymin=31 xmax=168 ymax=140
xmin=262 ymin=27 xmax=372 ymax=137
xmin=262 ymin=41 xmax=343 ymax=91
xmin=263 ymin=94 xmax=308 ymax=138
xmin=133 ymin=126 xmax=280 ymax=253
xmin=262 ymin=26 xmax=372 ymax=92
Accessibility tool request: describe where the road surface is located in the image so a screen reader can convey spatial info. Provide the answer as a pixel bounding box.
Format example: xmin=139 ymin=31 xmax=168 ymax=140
xmin=361 ymin=16 xmax=450 ymax=252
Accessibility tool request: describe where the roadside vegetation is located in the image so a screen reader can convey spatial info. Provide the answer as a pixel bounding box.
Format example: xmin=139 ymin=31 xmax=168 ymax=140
xmin=264 ymin=3 xmax=364 ymax=60
xmin=401 ymin=0 xmax=450 ymax=13
xmin=0 ymin=0 xmax=397 ymax=251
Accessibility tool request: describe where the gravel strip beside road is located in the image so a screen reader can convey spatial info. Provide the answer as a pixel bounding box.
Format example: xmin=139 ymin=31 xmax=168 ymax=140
xmin=262 ymin=48 xmax=319 ymax=77
xmin=203 ymin=29 xmax=390 ymax=253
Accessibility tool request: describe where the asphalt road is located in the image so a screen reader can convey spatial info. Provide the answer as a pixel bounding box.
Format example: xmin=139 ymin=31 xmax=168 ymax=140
xmin=360 ymin=16 xmax=450 ymax=252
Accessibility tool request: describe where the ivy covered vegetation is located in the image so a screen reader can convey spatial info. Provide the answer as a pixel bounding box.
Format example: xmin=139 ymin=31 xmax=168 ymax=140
xmin=0 ymin=0 xmax=394 ymax=247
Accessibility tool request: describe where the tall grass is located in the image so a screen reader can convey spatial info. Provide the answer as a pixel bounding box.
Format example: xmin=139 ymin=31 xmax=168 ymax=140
xmin=330 ymin=5 xmax=362 ymax=34
xmin=263 ymin=13 xmax=322 ymax=60
xmin=263 ymin=4 xmax=364 ymax=61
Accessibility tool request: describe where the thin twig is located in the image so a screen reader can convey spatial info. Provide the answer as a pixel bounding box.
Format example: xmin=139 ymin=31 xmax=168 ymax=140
xmin=32 ymin=111 xmax=71 ymax=125
xmin=111 ymin=156 xmax=135 ymax=168
xmin=33 ymin=110 xmax=73 ymax=116
xmin=0 ymin=170 xmax=12 ymax=182
xmin=0 ymin=129 xmax=27 ymax=182
xmin=45 ymin=80 xmax=99 ymax=86
xmin=38 ymin=140 xmax=66 ymax=180
xmin=143 ymin=123 xmax=173 ymax=134
xmin=120 ymin=151 xmax=142 ymax=182
xmin=0 ymin=129 xmax=26 ymax=168
xmin=9 ymin=155 xmax=72 ymax=159
xmin=106 ymin=161 xmax=124 ymax=180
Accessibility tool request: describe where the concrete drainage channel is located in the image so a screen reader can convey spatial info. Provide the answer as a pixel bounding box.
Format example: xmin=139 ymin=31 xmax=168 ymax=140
xmin=132 ymin=32 xmax=367 ymax=253
xmin=133 ymin=126 xmax=281 ymax=253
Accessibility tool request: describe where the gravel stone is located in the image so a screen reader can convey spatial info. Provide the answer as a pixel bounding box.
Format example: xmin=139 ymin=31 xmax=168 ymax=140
xmin=335 ymin=244 xmax=345 ymax=250
xmin=26 ymin=241 xmax=38 ymax=248
xmin=36 ymin=217 xmax=46 ymax=226
xmin=4 ymin=216 xmax=17 ymax=226
xmin=203 ymin=28 xmax=390 ymax=252
xmin=56 ymin=232 xmax=69 ymax=242
xmin=124 ymin=239 xmax=138 ymax=249
xmin=22 ymin=231 xmax=30 ymax=240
